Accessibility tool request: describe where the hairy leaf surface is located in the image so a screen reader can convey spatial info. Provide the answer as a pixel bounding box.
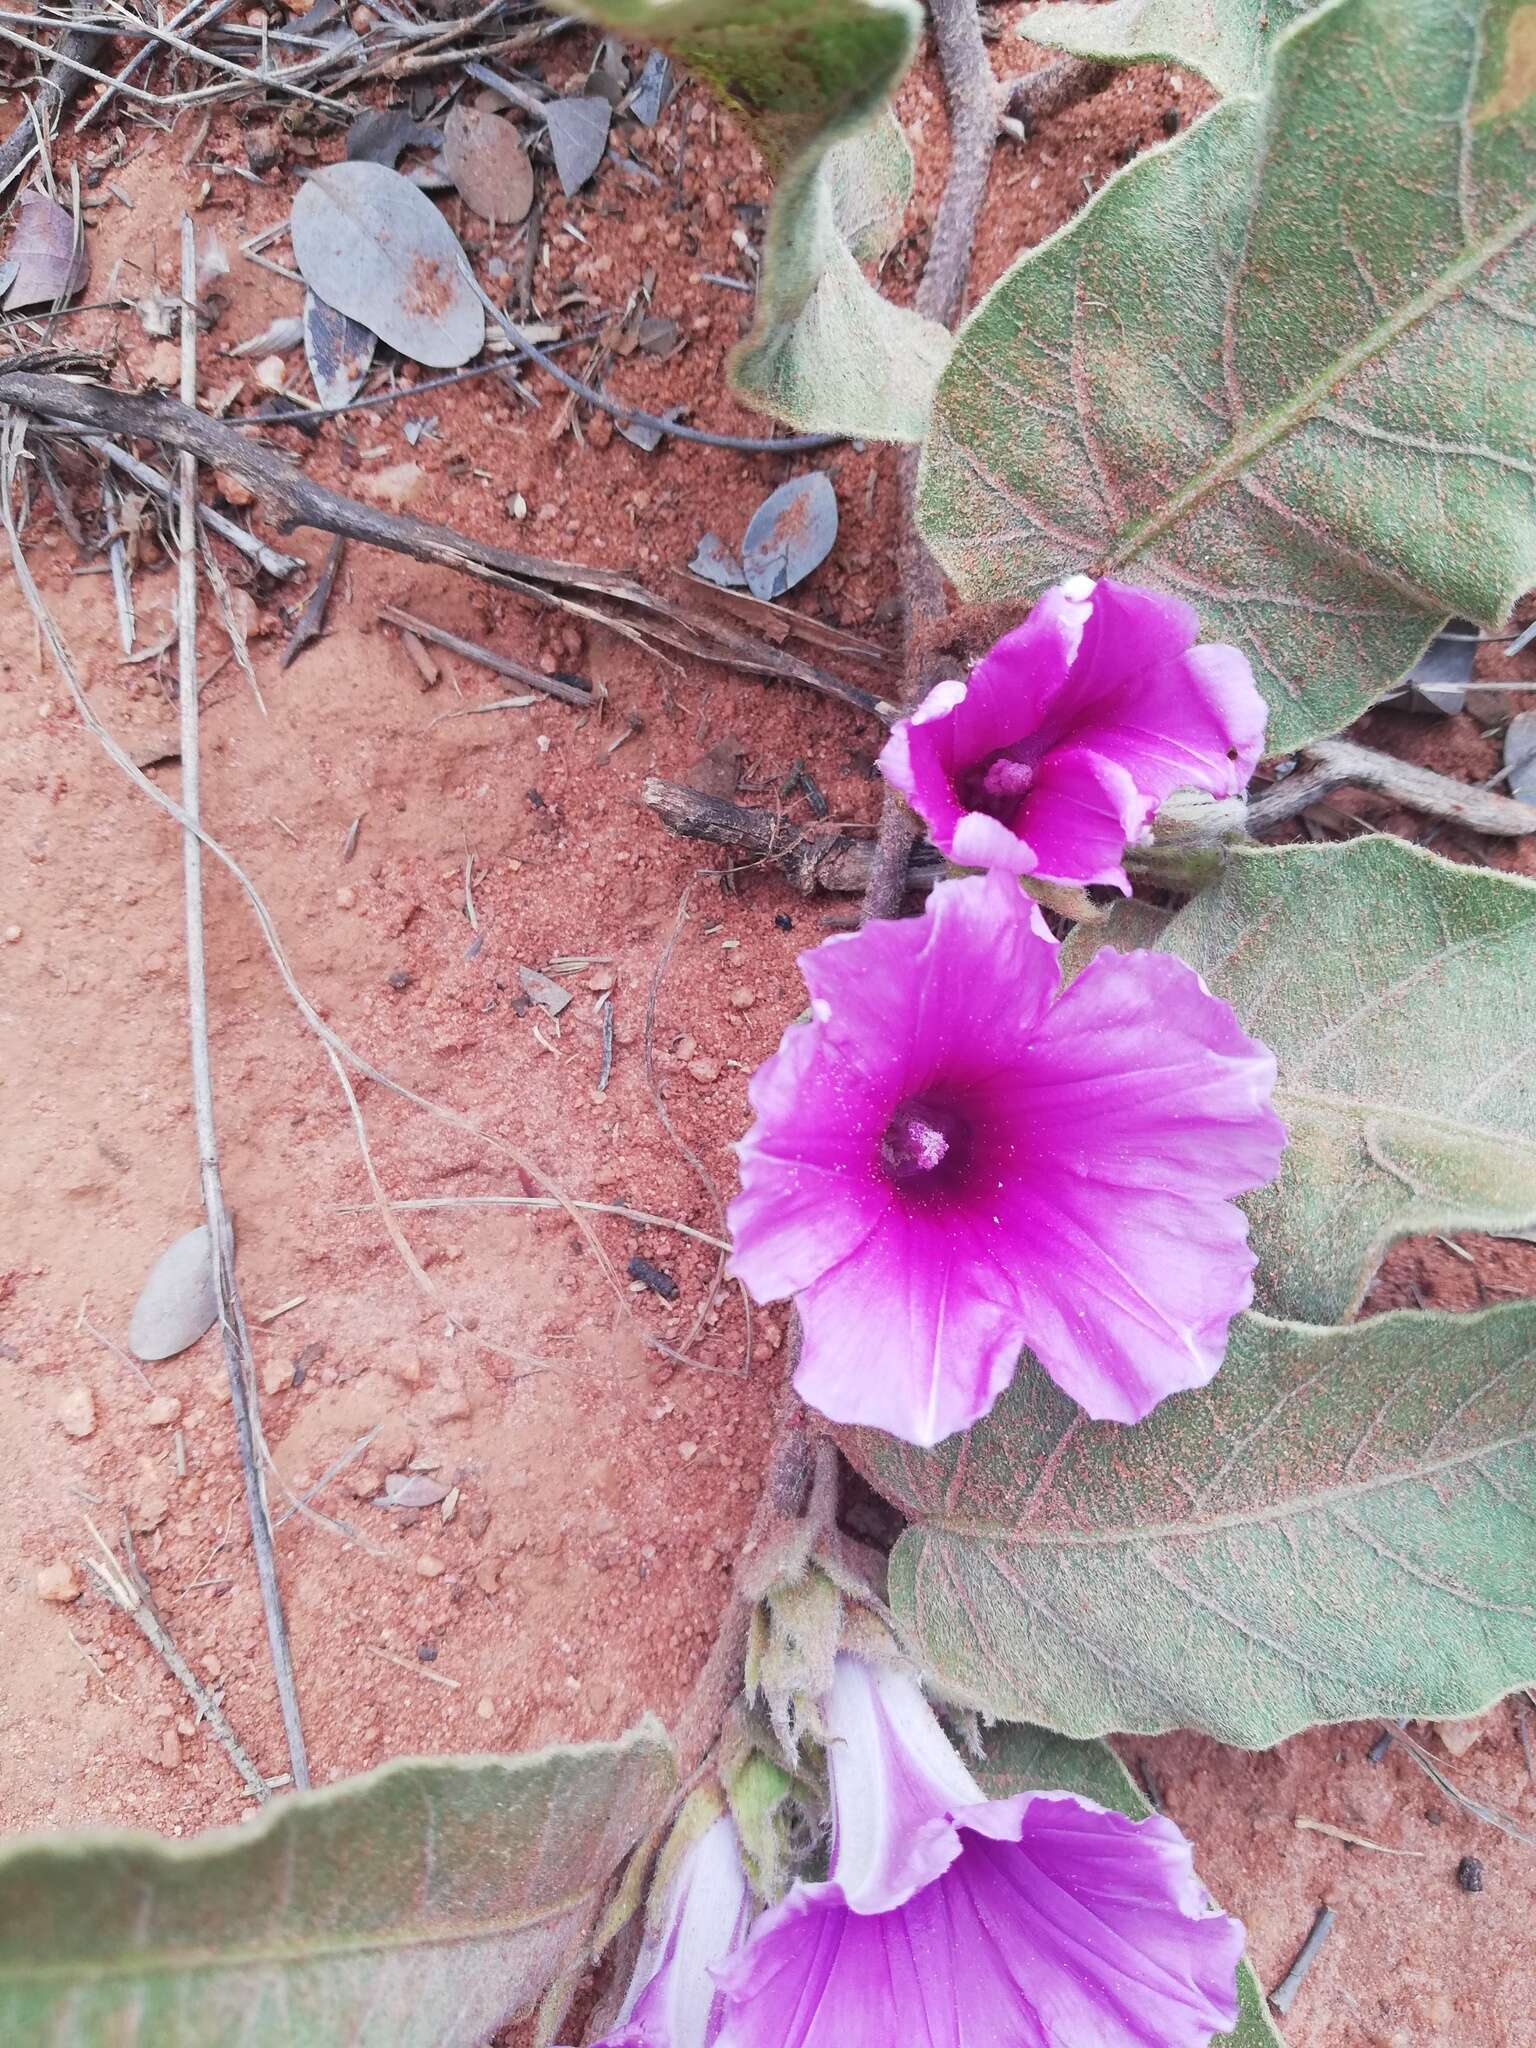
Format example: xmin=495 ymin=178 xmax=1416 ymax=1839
xmin=0 ymin=1724 xmax=674 ymax=2045
xmin=857 ymin=1306 xmax=1536 ymax=1745
xmin=919 ymin=0 xmax=1536 ymax=750
xmin=1158 ymin=839 xmax=1536 ymax=1321
xmin=977 ymin=1725 xmax=1281 ymax=2046
xmin=1019 ymin=0 xmax=1315 ymax=94
xmin=566 ymin=0 xmax=949 ymax=437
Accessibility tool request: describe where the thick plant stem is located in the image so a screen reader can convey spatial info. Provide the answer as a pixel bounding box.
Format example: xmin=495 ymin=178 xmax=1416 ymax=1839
xmin=674 ymin=0 xmax=1020 ymax=1785
xmin=861 ymin=0 xmax=1002 ymax=924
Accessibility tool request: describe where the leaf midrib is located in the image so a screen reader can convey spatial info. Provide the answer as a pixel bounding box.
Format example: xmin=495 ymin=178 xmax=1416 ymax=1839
xmin=1104 ymin=194 xmax=1536 ymax=579
xmin=1277 ymin=1087 xmax=1536 ymax=1153
xmin=916 ymin=1415 xmax=1536 ymax=1549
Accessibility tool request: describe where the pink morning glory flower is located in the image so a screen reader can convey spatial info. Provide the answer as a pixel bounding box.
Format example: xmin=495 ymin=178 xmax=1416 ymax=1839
xmin=877 ymin=576 xmax=1266 ymax=889
xmin=715 ymin=1656 xmax=1243 ymax=2048
xmin=581 ymin=1815 xmax=755 ymax=2048
xmin=727 ymin=870 xmax=1284 ymax=1445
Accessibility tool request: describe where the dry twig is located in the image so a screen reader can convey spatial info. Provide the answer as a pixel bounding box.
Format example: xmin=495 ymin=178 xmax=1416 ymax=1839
xmin=83 ymin=1519 xmax=269 ymax=1801
xmin=172 ymin=216 xmax=308 ymax=1789
xmin=643 ymin=776 xmax=942 ymax=894
xmin=1249 ymin=737 xmax=1536 ymax=839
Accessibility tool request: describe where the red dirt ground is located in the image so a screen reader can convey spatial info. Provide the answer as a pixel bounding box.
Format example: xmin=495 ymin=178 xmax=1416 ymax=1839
xmin=1 ymin=9 xmax=1532 ymax=2045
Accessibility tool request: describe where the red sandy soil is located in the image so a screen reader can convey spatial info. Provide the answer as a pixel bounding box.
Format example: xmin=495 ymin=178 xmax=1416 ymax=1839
xmin=1 ymin=9 xmax=1532 ymax=2045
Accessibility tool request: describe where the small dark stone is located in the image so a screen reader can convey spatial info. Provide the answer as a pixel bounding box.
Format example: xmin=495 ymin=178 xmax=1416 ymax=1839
xmin=628 ymin=1253 xmax=679 ymax=1302
xmin=775 ymin=912 xmax=794 ymax=932
xmin=1456 ymin=1855 xmax=1485 ymax=1893
xmin=416 ymin=1642 xmax=438 ymax=1664
xmin=526 ymin=788 xmax=547 ymax=811
xmin=387 ymin=969 xmax=412 ymax=990
xmin=1162 ymin=107 xmax=1181 ymax=135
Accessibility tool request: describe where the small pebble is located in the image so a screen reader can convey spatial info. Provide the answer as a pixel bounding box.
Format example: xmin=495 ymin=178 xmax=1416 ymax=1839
xmin=1456 ymin=1855 xmax=1485 ymax=1893
xmin=145 ymin=1395 xmax=183 ymax=1428
xmin=3 ymin=924 xmax=21 ymax=944
xmin=729 ymin=987 xmax=756 ymax=1010
xmin=677 ymin=1441 xmax=698 ymax=1462
xmin=335 ymin=885 xmax=357 ymax=910
xmin=774 ymin=913 xmax=793 ymax=933
xmin=416 ymin=1641 xmax=438 ymax=1663
xmin=56 ymin=1385 xmax=97 ymax=1439
xmin=37 ymin=1562 xmax=83 ymax=1604
xmin=688 ymin=1056 xmax=721 ymax=1085
xmin=416 ymin=1553 xmax=446 ymax=1579
xmin=476 ymin=1694 xmax=494 ymax=1721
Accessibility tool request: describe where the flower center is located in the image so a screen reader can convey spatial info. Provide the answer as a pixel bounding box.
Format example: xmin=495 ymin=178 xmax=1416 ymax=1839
xmin=962 ymin=744 xmax=1039 ymax=820
xmin=880 ymin=1098 xmax=970 ymax=1189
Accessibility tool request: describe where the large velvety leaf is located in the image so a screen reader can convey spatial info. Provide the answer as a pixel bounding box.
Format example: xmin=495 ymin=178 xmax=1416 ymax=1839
xmin=565 ymin=0 xmax=950 ymax=438
xmin=858 ymin=1304 xmax=1536 ymax=1746
xmin=0 ymin=1723 xmax=674 ymax=2045
xmin=918 ymin=0 xmax=1536 ymax=752
xmin=1018 ymin=0 xmax=1315 ymax=95
xmin=1157 ymin=838 xmax=1536 ymax=1322
xmin=977 ymin=1725 xmax=1281 ymax=2048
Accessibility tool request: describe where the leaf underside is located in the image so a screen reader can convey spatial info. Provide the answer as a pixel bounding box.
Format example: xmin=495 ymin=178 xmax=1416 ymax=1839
xmin=1158 ymin=838 xmax=1536 ymax=1324
xmin=977 ymin=1725 xmax=1281 ymax=2047
xmin=918 ymin=0 xmax=1536 ymax=752
xmin=1019 ymin=0 xmax=1316 ymax=96
xmin=0 ymin=1724 xmax=675 ymax=2047
xmin=564 ymin=0 xmax=950 ymax=438
xmin=856 ymin=1303 xmax=1536 ymax=1747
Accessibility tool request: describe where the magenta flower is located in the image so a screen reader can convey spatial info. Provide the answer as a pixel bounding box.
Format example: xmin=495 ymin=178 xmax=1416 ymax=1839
xmin=716 ymin=1656 xmax=1243 ymax=2048
xmin=727 ymin=870 xmax=1283 ymax=1445
xmin=877 ymin=576 xmax=1266 ymax=889
xmin=579 ymin=1815 xmax=755 ymax=2048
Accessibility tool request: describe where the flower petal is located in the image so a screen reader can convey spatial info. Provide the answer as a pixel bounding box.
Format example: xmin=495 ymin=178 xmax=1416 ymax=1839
xmin=821 ymin=1656 xmax=981 ymax=1914
xmin=727 ymin=1018 xmax=889 ymax=1305
xmin=603 ymin=1817 xmax=755 ymax=2048
xmin=999 ymin=948 xmax=1285 ymax=1421
xmin=717 ymin=1793 xmax=1242 ymax=2048
xmin=794 ymin=1202 xmax=1027 ymax=1446
xmin=799 ymin=871 xmax=1060 ymax=1094
xmin=1067 ymin=581 xmax=1267 ymax=802
xmin=1012 ymin=741 xmax=1151 ymax=890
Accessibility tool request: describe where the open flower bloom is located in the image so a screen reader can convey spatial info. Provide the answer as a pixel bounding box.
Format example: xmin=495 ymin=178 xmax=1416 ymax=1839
xmin=585 ymin=1816 xmax=755 ymax=2048
xmin=727 ymin=870 xmax=1284 ymax=1445
xmin=877 ymin=577 xmax=1266 ymax=889
xmin=717 ymin=1657 xmax=1243 ymax=2048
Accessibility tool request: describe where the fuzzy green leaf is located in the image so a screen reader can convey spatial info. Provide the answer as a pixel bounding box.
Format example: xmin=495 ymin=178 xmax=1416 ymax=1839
xmin=1158 ymin=838 xmax=1536 ymax=1321
xmin=976 ymin=1725 xmax=1281 ymax=2047
xmin=1019 ymin=0 xmax=1315 ymax=95
xmin=918 ymin=0 xmax=1536 ymax=752
xmin=0 ymin=1723 xmax=675 ymax=2046
xmin=566 ymin=0 xmax=949 ymax=439
xmin=857 ymin=1304 xmax=1536 ymax=1746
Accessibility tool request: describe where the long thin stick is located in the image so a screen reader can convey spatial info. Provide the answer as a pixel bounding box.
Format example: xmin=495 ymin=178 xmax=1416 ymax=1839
xmin=174 ymin=215 xmax=308 ymax=1791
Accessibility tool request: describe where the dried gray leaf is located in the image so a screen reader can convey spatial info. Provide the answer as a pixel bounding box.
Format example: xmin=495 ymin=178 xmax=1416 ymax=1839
xmin=346 ymin=109 xmax=441 ymax=167
xmin=128 ymin=1224 xmax=218 ymax=1362
xmin=543 ymin=94 xmax=611 ymax=196
xmin=586 ymin=34 xmax=629 ymax=106
xmin=1404 ymin=621 xmax=1477 ymax=716
xmin=628 ymin=49 xmax=671 ymax=126
xmin=443 ymin=104 xmax=534 ymax=225
xmin=290 ymin=160 xmax=484 ymax=370
xmin=231 ymin=314 xmax=305 ymax=358
xmin=741 ymin=472 xmax=838 ymax=600
xmin=617 ymin=403 xmax=684 ymax=452
xmin=519 ymin=967 xmax=572 ymax=1017
xmin=1506 ymin=711 xmax=1536 ymax=807
xmin=2 ymin=189 xmax=89 ymax=310
xmin=304 ymin=289 xmax=377 ymax=409
xmin=689 ymin=532 xmax=747 ymax=589
xmin=379 ymin=1473 xmax=451 ymax=1509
